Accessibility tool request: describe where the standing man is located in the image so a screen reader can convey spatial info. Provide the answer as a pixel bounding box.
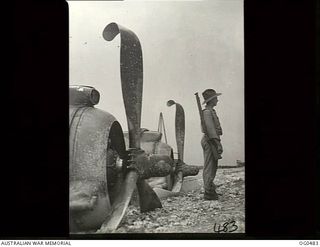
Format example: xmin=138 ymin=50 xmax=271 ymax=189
xmin=201 ymin=89 xmax=223 ymax=200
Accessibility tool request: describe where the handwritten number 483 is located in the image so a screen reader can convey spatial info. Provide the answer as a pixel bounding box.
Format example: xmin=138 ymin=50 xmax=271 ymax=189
xmin=214 ymin=220 xmax=238 ymax=233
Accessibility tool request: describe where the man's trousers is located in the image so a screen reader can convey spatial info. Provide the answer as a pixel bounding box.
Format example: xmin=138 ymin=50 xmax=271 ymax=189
xmin=201 ymin=135 xmax=218 ymax=195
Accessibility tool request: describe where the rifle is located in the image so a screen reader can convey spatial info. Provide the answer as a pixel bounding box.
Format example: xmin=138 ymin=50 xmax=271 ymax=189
xmin=194 ymin=92 xmax=220 ymax=159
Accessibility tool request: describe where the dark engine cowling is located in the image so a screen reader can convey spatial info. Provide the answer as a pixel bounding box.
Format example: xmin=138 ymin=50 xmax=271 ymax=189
xmin=69 ymin=85 xmax=127 ymax=232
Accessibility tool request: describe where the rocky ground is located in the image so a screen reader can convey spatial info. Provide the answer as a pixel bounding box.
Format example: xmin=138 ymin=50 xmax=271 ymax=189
xmin=114 ymin=166 xmax=245 ymax=233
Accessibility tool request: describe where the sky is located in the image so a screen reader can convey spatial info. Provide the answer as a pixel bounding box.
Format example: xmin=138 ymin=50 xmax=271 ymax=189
xmin=68 ymin=0 xmax=244 ymax=166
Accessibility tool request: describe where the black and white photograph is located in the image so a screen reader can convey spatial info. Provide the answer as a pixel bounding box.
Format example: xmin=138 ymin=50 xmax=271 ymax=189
xmin=7 ymin=0 xmax=318 ymax=241
xmin=69 ymin=0 xmax=244 ymax=234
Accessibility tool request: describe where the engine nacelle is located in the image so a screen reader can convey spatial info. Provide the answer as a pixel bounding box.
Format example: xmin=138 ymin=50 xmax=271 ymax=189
xmin=69 ymin=86 xmax=127 ymax=232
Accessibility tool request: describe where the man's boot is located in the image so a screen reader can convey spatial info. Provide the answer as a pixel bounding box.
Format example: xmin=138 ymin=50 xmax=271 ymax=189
xmin=204 ymin=190 xmax=218 ymax=200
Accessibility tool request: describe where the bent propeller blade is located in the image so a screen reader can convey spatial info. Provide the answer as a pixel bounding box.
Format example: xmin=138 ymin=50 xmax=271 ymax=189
xmin=167 ymin=100 xmax=185 ymax=192
xmin=98 ymin=22 xmax=161 ymax=233
xmin=167 ymin=100 xmax=185 ymax=161
xmin=97 ymin=170 xmax=138 ymax=233
xmin=103 ymin=22 xmax=143 ymax=148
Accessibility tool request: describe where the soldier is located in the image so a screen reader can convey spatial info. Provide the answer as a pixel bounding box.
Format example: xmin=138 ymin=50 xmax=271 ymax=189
xmin=201 ymin=89 xmax=223 ymax=200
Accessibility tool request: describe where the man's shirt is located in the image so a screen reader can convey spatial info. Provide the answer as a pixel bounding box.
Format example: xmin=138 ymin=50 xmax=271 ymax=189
xmin=202 ymin=105 xmax=223 ymax=140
